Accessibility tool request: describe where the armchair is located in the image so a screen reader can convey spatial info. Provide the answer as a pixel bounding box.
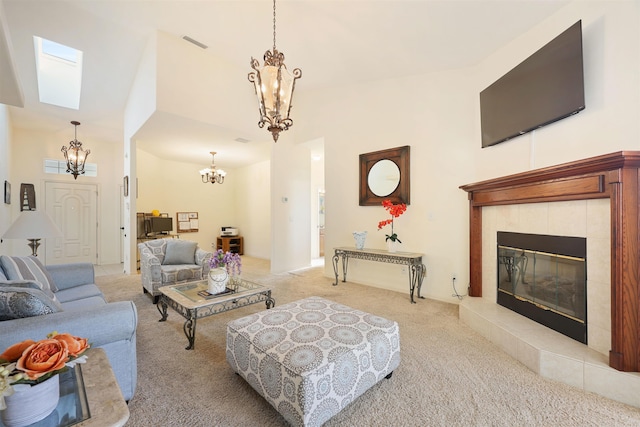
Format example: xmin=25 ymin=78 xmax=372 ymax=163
xmin=138 ymin=238 xmax=212 ymax=303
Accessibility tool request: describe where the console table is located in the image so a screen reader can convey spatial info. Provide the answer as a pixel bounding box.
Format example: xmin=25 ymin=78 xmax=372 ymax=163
xmin=332 ymin=247 xmax=426 ymax=303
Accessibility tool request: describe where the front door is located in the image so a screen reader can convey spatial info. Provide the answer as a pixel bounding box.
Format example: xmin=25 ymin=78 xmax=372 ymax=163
xmin=45 ymin=181 xmax=98 ymax=265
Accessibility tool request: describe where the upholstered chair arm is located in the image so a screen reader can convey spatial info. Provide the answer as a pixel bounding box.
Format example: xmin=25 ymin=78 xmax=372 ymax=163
xmin=195 ymin=248 xmax=212 ymax=276
xmin=138 ymin=245 xmax=162 ymax=289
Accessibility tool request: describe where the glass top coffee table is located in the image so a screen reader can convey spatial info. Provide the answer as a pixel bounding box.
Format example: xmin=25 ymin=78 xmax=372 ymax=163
xmin=157 ymin=277 xmax=275 ymax=350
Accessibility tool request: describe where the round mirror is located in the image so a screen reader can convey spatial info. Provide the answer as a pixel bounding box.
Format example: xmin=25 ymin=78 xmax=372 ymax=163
xmin=367 ymin=159 xmax=400 ymax=197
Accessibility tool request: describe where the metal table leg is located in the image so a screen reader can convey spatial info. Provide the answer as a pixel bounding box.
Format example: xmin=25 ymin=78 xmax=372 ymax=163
xmin=183 ymin=311 xmax=197 ymax=350
xmin=265 ymin=290 xmax=275 ymax=309
xmin=332 ymin=251 xmax=349 ymax=285
xmin=157 ymin=297 xmax=169 ymax=321
xmin=332 ymin=252 xmax=340 ymax=286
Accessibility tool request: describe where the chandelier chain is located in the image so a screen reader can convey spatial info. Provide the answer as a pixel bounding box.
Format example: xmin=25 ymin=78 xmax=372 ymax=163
xmin=272 ymin=0 xmax=277 ymax=52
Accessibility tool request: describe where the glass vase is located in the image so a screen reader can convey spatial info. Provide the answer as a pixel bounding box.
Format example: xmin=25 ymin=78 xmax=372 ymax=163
xmin=353 ymin=231 xmax=367 ymax=250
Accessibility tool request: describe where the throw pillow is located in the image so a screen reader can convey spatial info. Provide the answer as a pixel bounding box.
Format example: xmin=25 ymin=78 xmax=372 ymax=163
xmin=0 ymin=256 xmax=59 ymax=300
xmin=0 ymin=287 xmax=63 ymax=321
xmin=0 ymin=281 xmax=40 ymax=290
xmin=163 ymin=240 xmax=197 ymax=265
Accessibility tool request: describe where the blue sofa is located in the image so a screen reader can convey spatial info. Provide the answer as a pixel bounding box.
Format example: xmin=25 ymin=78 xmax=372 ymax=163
xmin=0 ymin=256 xmax=138 ymax=401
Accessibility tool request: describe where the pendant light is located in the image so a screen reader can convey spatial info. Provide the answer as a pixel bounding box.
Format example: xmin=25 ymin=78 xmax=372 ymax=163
xmin=248 ymin=0 xmax=302 ymax=142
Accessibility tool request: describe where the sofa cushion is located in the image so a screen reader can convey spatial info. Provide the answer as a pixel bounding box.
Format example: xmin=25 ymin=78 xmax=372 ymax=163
xmin=163 ymin=240 xmax=197 ymax=265
xmin=0 ymin=256 xmax=59 ymax=300
xmin=0 ymin=287 xmax=64 ymax=320
xmin=0 ymin=269 xmax=6 ymax=281
xmin=160 ymin=264 xmax=203 ymax=283
xmin=60 ymin=296 xmax=107 ymax=311
xmin=55 ymin=284 xmax=104 ymax=304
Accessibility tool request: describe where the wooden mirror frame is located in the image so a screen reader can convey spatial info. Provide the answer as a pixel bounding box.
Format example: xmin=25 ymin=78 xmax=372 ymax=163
xmin=359 ymin=145 xmax=410 ymax=206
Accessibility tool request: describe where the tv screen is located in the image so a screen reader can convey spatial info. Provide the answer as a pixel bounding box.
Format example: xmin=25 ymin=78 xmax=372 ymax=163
xmin=150 ymin=217 xmax=172 ymax=233
xmin=480 ymin=20 xmax=585 ymax=148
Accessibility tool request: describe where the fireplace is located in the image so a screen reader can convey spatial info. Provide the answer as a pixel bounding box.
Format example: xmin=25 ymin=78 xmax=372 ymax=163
xmin=460 ymin=152 xmax=640 ymax=372
xmin=496 ymin=232 xmax=587 ymax=343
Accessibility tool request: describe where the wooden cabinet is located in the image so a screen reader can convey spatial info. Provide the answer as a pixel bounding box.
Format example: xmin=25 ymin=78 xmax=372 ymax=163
xmin=216 ymin=236 xmax=244 ymax=255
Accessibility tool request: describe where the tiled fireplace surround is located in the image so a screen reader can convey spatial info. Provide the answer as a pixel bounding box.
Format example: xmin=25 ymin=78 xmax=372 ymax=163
xmin=460 ymin=152 xmax=640 ymax=408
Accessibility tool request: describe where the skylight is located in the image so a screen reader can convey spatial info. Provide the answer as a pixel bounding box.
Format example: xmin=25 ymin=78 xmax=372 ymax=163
xmin=34 ymin=36 xmax=83 ymax=109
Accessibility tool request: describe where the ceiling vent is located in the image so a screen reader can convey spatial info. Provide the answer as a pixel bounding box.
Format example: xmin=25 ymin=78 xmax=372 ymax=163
xmin=235 ymin=137 xmax=250 ymax=143
xmin=182 ymin=36 xmax=208 ymax=49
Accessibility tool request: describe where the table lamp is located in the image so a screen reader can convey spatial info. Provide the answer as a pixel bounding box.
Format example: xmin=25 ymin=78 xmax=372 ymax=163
xmin=1 ymin=210 xmax=63 ymax=256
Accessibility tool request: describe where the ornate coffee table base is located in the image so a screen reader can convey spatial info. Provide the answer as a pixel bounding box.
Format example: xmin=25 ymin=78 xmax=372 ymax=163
xmin=157 ymin=281 xmax=275 ymax=350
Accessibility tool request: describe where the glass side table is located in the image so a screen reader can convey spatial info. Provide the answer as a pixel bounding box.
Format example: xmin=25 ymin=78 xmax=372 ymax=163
xmin=0 ymin=364 xmax=90 ymax=427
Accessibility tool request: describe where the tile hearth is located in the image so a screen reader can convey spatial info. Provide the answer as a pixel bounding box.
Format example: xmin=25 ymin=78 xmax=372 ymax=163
xmin=460 ymin=297 xmax=640 ymax=408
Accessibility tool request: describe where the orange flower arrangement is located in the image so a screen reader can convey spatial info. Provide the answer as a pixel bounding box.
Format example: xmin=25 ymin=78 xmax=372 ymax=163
xmin=377 ymin=199 xmax=407 ymax=243
xmin=0 ymin=332 xmax=89 ymax=410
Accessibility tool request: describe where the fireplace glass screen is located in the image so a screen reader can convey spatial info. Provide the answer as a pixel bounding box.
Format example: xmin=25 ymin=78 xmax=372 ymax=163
xmin=498 ymin=246 xmax=586 ymax=322
xmin=496 ymin=232 xmax=587 ymax=343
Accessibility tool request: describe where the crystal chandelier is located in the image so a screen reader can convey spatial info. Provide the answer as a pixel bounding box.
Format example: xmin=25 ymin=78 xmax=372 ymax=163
xmin=61 ymin=121 xmax=90 ymax=180
xmin=248 ymin=0 xmax=302 ymax=142
xmin=200 ymin=151 xmax=226 ymax=184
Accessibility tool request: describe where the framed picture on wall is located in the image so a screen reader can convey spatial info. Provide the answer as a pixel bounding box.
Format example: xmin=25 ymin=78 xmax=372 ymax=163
xmin=19 ymin=183 xmax=35 ymax=211
xmin=3 ymin=181 xmax=10 ymax=204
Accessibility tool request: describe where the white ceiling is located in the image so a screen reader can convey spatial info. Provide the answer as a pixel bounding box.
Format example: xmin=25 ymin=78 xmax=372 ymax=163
xmin=1 ymin=0 xmax=570 ymax=168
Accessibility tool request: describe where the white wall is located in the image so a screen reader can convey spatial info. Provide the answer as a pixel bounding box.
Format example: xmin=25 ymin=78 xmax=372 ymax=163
xmin=270 ymin=134 xmax=313 ymax=273
xmin=295 ymin=67 xmax=475 ymax=302
xmin=294 ymin=0 xmax=640 ymax=303
xmin=308 ymin=139 xmax=325 ymax=259
xmin=136 ymin=149 xmax=238 ymax=252
xmin=123 ymin=31 xmax=158 ymax=273
xmin=0 ymin=0 xmax=23 ymax=108
xmin=472 ymin=1 xmax=640 ymax=180
xmin=135 ymin=149 xmax=272 ymax=259
xmin=155 ymin=31 xmax=257 ymax=135
xmin=3 ymin=126 xmax=123 ymax=264
xmin=0 ymin=104 xmax=12 ymax=253
xmin=234 ymin=159 xmax=271 ymax=259
xmin=126 ymin=30 xmax=273 ymax=263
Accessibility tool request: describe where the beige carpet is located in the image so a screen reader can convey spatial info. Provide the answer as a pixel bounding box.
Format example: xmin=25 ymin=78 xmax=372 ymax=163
xmin=96 ymin=257 xmax=640 ymax=426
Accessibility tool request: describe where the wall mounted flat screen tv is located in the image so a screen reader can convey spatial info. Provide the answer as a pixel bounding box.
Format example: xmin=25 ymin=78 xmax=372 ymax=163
xmin=149 ymin=217 xmax=173 ymax=234
xmin=480 ymin=20 xmax=585 ymax=148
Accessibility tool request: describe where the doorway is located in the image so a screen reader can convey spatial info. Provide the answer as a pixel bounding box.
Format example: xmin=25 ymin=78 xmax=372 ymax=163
xmin=120 ymin=184 xmax=124 ymax=263
xmin=309 ymin=139 xmax=325 ymax=267
xmin=45 ymin=181 xmax=98 ymax=265
xmin=318 ymin=190 xmax=325 ymax=257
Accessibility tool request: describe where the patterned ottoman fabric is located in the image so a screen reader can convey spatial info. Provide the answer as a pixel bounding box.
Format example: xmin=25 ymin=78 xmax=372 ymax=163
xmin=226 ymin=296 xmax=400 ymax=427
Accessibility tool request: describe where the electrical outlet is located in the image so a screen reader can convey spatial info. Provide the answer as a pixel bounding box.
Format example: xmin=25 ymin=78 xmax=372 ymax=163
xmin=401 ymin=266 xmax=407 ymax=274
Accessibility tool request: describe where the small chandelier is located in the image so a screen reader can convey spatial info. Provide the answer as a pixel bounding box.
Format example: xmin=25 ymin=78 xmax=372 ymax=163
xmin=61 ymin=121 xmax=90 ymax=180
xmin=248 ymin=0 xmax=302 ymax=142
xmin=200 ymin=151 xmax=226 ymax=184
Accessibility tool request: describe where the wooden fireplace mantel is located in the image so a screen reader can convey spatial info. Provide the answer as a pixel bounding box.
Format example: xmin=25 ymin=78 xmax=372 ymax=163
xmin=460 ymin=151 xmax=640 ymax=372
